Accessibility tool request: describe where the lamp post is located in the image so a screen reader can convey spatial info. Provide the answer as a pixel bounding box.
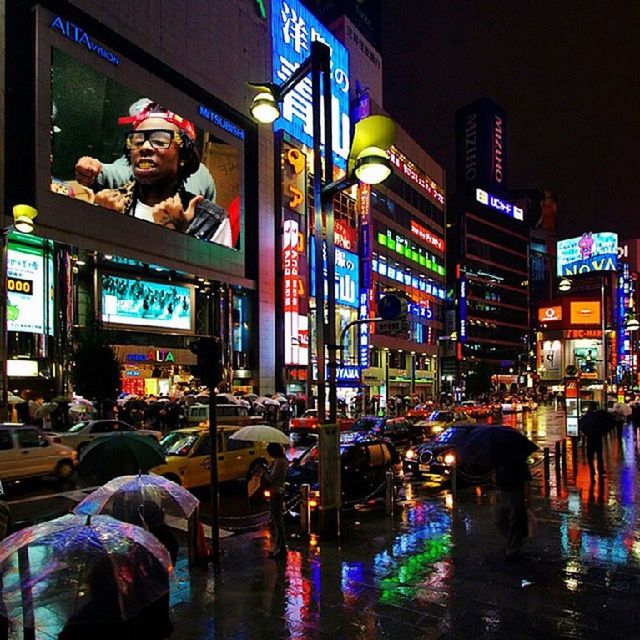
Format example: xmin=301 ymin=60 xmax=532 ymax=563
xmin=250 ymin=50 xmax=395 ymax=424
xmin=1 ymin=205 xmax=38 ymax=419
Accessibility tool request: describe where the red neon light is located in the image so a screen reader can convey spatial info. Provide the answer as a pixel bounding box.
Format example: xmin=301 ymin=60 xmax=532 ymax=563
xmin=411 ymin=220 xmax=445 ymax=252
xmin=387 ymin=147 xmax=445 ymax=205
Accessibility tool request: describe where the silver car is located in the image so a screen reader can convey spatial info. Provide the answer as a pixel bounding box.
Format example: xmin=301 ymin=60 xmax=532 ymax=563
xmin=53 ymin=420 xmax=162 ymax=453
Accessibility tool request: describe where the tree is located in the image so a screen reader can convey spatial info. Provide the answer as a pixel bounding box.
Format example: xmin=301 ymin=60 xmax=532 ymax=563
xmin=70 ymin=319 xmax=121 ymax=416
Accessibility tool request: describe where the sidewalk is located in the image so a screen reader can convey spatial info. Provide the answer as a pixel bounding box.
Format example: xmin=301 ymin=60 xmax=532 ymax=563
xmin=169 ymin=421 xmax=640 ymax=640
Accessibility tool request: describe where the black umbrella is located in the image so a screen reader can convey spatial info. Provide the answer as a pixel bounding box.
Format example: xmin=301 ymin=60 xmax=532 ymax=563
xmin=457 ymin=425 xmax=538 ymax=468
xmin=78 ymin=433 xmax=165 ymax=481
xmin=578 ymin=409 xmax=615 ymax=437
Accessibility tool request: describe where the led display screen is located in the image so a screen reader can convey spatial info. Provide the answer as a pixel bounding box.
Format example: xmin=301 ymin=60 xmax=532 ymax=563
xmin=100 ymin=274 xmax=193 ymax=332
xmin=7 ymin=242 xmax=54 ymax=335
xmin=50 ymin=48 xmax=242 ymax=251
xmin=557 ymin=232 xmax=618 ymax=275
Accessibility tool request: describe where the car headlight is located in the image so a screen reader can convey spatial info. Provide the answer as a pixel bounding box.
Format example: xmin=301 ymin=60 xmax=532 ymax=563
xmin=444 ymin=453 xmax=456 ymax=466
xmin=433 ymin=425 xmax=443 ymax=433
xmin=405 ymin=449 xmax=417 ymax=460
xmin=436 ymin=455 xmax=443 ymax=462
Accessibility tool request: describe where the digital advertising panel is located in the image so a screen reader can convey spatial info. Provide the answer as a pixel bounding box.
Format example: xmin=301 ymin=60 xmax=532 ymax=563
xmin=271 ymin=0 xmax=351 ymax=169
xmin=49 ymin=47 xmax=242 ymax=251
xmin=100 ymin=274 xmax=194 ymax=332
xmin=557 ymin=232 xmax=618 ymax=275
xmin=7 ymin=242 xmax=54 ymax=335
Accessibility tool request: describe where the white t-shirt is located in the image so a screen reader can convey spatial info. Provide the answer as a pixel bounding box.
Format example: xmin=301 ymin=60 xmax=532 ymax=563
xmin=133 ymin=201 xmax=156 ymax=223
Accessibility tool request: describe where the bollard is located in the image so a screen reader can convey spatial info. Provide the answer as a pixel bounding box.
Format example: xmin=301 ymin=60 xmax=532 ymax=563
xmin=385 ymin=471 xmax=395 ymax=516
xmin=555 ymin=440 xmax=561 ymax=472
xmin=300 ymin=484 xmax=311 ymax=536
xmin=543 ymin=446 xmax=550 ymax=481
xmin=561 ymin=439 xmax=568 ymax=474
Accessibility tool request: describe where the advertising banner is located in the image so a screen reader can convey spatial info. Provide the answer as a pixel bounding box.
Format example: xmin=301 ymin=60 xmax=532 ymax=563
xmin=271 ymin=0 xmax=351 ymax=169
xmin=50 ymin=48 xmax=243 ymax=251
xmin=557 ymin=232 xmax=618 ymax=275
xmin=310 ymin=238 xmax=359 ymax=308
xmin=100 ymin=274 xmax=193 ymax=332
xmin=569 ymin=300 xmax=601 ymax=326
xmin=7 ymin=242 xmax=54 ymax=335
xmin=455 ymin=97 xmax=508 ymax=196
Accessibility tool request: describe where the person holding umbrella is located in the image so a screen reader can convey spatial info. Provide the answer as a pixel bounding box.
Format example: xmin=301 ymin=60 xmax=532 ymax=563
xmin=260 ymin=443 xmax=289 ymax=559
xmin=458 ymin=426 xmax=538 ymax=560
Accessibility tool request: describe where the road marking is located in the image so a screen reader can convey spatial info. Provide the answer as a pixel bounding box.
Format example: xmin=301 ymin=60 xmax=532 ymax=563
xmin=6 ymin=486 xmax=99 ymax=506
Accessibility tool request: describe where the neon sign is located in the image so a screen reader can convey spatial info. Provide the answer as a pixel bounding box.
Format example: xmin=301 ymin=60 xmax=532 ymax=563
xmin=283 ymin=218 xmax=308 ymax=365
xmin=50 ymin=16 xmax=120 ymax=65
xmin=387 ymin=147 xmax=445 ymax=204
xmin=310 ymin=240 xmax=359 ymax=308
xmin=197 ymin=105 xmax=245 ymax=140
xmin=271 ymin=0 xmax=350 ymax=169
xmin=410 ymin=220 xmax=445 ymax=253
xmin=475 ymin=188 xmax=523 ymax=220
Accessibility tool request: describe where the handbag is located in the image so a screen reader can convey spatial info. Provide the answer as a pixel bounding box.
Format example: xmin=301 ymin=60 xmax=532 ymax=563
xmin=247 ymin=471 xmax=262 ymax=498
xmin=526 ymin=508 xmax=538 ymax=538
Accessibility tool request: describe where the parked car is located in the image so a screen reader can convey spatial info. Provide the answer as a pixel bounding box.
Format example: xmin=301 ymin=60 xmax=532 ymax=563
xmin=0 ymin=424 xmax=76 ymax=482
xmin=349 ymin=416 xmax=418 ymax=449
xmin=53 ymin=420 xmax=162 ymax=454
xmin=411 ymin=410 xmax=475 ymax=440
xmin=286 ymin=432 xmax=402 ymax=508
xmin=151 ymin=425 xmax=271 ymax=489
xmin=403 ymin=424 xmax=492 ymax=480
xmin=289 ymin=409 xmax=356 ymax=441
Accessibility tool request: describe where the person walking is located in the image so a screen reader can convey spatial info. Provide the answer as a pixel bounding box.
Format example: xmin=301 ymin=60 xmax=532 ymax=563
xmin=261 ymin=443 xmax=289 ymax=559
xmin=579 ymin=401 xmax=613 ymax=479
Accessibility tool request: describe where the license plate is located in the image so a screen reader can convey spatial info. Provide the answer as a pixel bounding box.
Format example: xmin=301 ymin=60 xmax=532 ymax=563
xmin=419 ymin=464 xmax=430 ymax=472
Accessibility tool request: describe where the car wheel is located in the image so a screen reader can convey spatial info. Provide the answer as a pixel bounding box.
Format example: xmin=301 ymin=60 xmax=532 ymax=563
xmin=55 ymin=460 xmax=74 ymax=481
xmin=163 ymin=474 xmax=181 ymax=486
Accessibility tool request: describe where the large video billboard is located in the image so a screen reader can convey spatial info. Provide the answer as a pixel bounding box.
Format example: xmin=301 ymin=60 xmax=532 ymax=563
xmin=557 ymin=232 xmax=618 ymax=275
xmin=48 ymin=44 xmax=243 ymax=251
xmin=100 ymin=274 xmax=193 ymax=332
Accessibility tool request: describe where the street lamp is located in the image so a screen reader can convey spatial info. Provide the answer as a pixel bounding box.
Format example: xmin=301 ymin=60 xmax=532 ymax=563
xmin=249 ymin=43 xmax=395 ymax=424
xmin=1 ymin=204 xmax=38 ymax=418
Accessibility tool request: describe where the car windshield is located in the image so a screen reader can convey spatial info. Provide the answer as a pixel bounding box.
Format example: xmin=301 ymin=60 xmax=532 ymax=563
xmin=161 ymin=432 xmax=199 ymax=456
xmin=67 ymin=421 xmax=90 ymax=433
xmin=352 ymin=417 xmax=383 ymax=431
xmin=432 ymin=426 xmax=474 ymax=446
xmin=429 ymin=411 xmax=454 ymax=422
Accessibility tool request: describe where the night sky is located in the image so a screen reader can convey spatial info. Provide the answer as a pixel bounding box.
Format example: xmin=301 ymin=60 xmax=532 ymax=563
xmin=381 ymin=1 xmax=639 ymax=239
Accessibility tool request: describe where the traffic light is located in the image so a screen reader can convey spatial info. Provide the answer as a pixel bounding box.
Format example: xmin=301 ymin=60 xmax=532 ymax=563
xmin=189 ymin=337 xmax=223 ymax=389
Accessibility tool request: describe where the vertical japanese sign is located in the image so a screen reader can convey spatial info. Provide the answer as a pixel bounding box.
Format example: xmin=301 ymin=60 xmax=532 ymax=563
xmin=358 ymin=183 xmax=371 ymax=368
xmin=271 ymin=0 xmax=351 ymax=169
xmin=282 ymin=142 xmax=308 ymax=366
xmin=283 ymin=218 xmax=308 ymax=365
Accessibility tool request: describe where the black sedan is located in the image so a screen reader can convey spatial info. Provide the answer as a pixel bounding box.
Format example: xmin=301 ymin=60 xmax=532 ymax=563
xmin=286 ymin=432 xmax=402 ymax=508
xmin=403 ymin=424 xmax=493 ymax=481
xmin=348 ymin=416 xmax=418 ymax=449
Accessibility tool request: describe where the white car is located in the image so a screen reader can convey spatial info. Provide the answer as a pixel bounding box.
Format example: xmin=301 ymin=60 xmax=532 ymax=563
xmin=0 ymin=425 xmax=76 ymax=482
xmin=53 ymin=420 xmax=162 ymax=453
xmin=500 ymin=398 xmax=524 ymax=413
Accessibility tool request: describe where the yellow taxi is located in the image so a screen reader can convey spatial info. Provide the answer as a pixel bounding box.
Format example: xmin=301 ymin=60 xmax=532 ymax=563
xmin=150 ymin=425 xmax=271 ymax=489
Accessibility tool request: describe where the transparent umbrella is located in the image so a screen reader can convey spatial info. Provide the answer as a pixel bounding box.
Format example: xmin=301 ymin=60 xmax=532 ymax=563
xmin=35 ymin=402 xmax=58 ymax=420
xmin=6 ymin=393 xmax=25 ymax=405
xmin=74 ymin=474 xmax=199 ymax=522
xmin=0 ymin=514 xmax=171 ymax=636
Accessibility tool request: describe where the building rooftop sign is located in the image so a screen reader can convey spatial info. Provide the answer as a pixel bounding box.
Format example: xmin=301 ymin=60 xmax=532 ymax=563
xmin=557 ymin=232 xmax=618 ymax=275
xmin=388 ymin=147 xmax=445 ymax=205
xmin=475 ymin=188 xmax=523 ymax=221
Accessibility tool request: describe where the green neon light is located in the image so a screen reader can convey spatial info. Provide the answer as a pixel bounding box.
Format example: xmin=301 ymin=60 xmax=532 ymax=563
xmin=254 ymin=0 xmax=267 ymax=19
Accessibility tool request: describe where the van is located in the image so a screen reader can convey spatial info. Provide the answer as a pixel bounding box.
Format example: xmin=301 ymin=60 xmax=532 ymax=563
xmin=186 ymin=403 xmax=263 ymax=427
